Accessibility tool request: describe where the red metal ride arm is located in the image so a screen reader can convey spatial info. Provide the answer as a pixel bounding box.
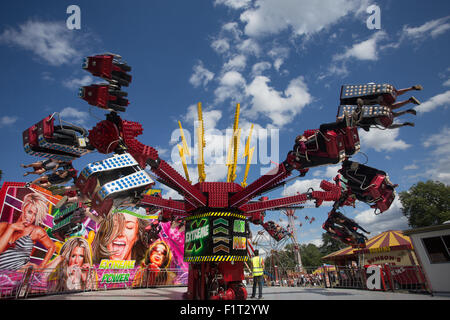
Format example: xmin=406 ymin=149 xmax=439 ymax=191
xmin=88 ymin=116 xmax=207 ymax=211
xmin=239 ymin=179 xmax=342 ymax=214
xmin=229 ymin=162 xmax=292 ymax=208
xmin=140 ymin=195 xmax=187 ymax=217
xmin=240 ymin=193 xmax=308 ymax=214
xmin=120 ymin=119 xmax=207 ymax=210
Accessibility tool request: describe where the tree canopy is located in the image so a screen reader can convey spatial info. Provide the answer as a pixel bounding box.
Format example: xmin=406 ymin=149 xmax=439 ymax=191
xmin=320 ymin=232 xmax=347 ymax=256
xmin=399 ymin=180 xmax=450 ymax=228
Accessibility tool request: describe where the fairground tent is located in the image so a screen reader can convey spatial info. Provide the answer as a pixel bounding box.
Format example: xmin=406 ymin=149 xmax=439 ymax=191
xmin=322 ymin=230 xmax=418 ymax=266
xmin=312 ymin=264 xmax=336 ymax=275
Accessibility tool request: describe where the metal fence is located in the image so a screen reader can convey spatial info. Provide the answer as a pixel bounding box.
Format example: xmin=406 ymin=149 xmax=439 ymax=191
xmin=0 ymin=266 xmax=188 ymax=299
xmin=1 ymin=264 xmax=430 ymax=299
xmin=250 ymin=265 xmax=429 ymax=293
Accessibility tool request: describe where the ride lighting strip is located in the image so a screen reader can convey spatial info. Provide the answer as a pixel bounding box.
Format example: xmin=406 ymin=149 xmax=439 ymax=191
xmin=341 ymin=84 xmax=394 ymax=98
xmin=185 ymin=255 xmax=248 ymax=262
xmin=98 ymin=170 xmax=153 ymax=200
xmin=185 ymin=212 xmax=247 ymax=221
xmin=340 ymin=105 xmax=391 ymax=118
xmin=81 ymin=153 xmax=138 ymax=178
xmin=24 ymin=144 xmax=76 ymax=162
xmin=37 ymin=135 xmax=92 ymax=157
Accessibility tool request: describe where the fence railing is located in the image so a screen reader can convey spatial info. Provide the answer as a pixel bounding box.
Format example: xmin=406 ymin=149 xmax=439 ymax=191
xmin=1 ymin=264 xmax=429 ymax=299
xmin=0 ymin=266 xmax=188 ymax=299
xmin=248 ymin=265 xmax=429 ymax=293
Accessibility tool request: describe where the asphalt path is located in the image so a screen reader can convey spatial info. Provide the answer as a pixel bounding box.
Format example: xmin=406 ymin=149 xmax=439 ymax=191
xmin=27 ymin=285 xmax=450 ymax=300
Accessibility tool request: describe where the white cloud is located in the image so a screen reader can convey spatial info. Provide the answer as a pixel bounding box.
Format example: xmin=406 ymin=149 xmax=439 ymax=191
xmin=402 ymin=16 xmax=450 ymax=40
xmin=0 ymin=20 xmax=79 ymax=66
xmin=268 ymin=46 xmax=289 ymax=71
xmin=245 ymin=75 xmax=312 ymax=126
xmin=211 ymin=38 xmax=230 ymax=54
xmin=0 ymin=115 xmax=18 ymax=127
xmin=421 ymin=127 xmax=450 ymax=184
xmin=240 ymin=0 xmax=366 ymax=38
xmin=214 ymin=0 xmax=252 ymax=9
xmin=214 ymin=70 xmax=247 ymax=103
xmin=358 ymin=127 xmax=411 ymax=152
xmin=312 ymin=165 xmax=341 ymax=179
xmin=354 ymin=198 xmax=409 ymax=235
xmin=221 ymin=70 xmax=246 ymax=87
xmin=282 ymin=179 xmax=324 ymax=197
xmin=189 ymin=61 xmax=215 ymax=88
xmin=63 ymin=75 xmax=94 ymax=89
xmin=444 ymin=79 xmax=450 ymax=87
xmin=222 ymin=22 xmax=243 ymax=41
xmin=59 ymin=107 xmax=89 ymax=125
xmin=308 ymin=238 xmax=324 ymax=247
xmin=333 ymin=31 xmax=387 ymax=61
xmin=403 ymin=164 xmax=418 ymax=170
xmin=415 ymin=90 xmax=450 ymax=114
xmin=236 ymin=38 xmax=261 ymax=56
xmin=251 ymin=61 xmax=272 ymax=76
xmin=184 ymin=104 xmax=223 ymax=131
xmin=160 ymin=183 xmax=184 ymax=200
xmin=223 ymin=54 xmax=247 ymax=71
xmin=155 ymin=146 xmax=169 ymax=157
xmin=322 ymin=63 xmax=349 ymax=78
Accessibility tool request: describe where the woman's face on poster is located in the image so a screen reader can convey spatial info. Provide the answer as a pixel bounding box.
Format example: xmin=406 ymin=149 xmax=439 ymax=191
xmin=169 ymin=221 xmax=184 ymax=244
xmin=150 ymin=243 xmax=167 ymax=267
xmin=22 ymin=204 xmax=37 ymax=227
xmin=107 ymin=213 xmax=139 ymax=261
xmin=68 ymin=246 xmax=85 ymax=267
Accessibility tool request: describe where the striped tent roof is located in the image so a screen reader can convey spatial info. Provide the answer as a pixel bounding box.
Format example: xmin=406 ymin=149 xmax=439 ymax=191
xmin=322 ymin=230 xmax=413 ymax=260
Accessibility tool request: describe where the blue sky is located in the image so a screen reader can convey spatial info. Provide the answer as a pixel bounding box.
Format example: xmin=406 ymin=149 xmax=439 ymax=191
xmin=0 ymin=0 xmax=449 ymax=250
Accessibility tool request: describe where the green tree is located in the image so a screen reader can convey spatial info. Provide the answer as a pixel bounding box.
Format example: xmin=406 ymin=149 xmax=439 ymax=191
xmin=399 ymin=180 xmax=450 ymax=228
xmin=264 ymin=245 xmax=296 ymax=271
xmin=319 ymin=232 xmax=347 ymax=256
xmin=299 ymin=243 xmax=322 ymax=268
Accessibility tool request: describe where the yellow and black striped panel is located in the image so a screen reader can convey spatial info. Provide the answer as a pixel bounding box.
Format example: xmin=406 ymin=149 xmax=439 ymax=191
xmin=186 ymin=212 xmax=247 ymax=221
xmin=184 ymin=255 xmax=249 ymax=262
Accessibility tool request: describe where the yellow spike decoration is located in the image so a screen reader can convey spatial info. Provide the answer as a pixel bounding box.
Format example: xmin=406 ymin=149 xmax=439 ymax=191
xmin=227 ymin=103 xmax=241 ymax=183
xmin=197 ymin=102 xmax=206 ymax=182
xmin=177 ymin=121 xmax=191 ymax=183
xmin=178 ymin=145 xmax=191 ymax=184
xmin=241 ymin=124 xmax=254 ymax=187
xmin=178 ymin=121 xmax=190 ymax=157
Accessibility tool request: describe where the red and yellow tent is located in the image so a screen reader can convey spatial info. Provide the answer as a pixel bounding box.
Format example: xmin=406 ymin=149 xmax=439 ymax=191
xmin=312 ymin=264 xmax=336 ymax=275
xmin=322 ymin=230 xmax=417 ymax=266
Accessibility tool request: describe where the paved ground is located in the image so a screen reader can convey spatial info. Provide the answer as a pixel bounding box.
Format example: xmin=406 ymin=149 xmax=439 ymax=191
xmin=28 ymin=285 xmax=450 ymax=300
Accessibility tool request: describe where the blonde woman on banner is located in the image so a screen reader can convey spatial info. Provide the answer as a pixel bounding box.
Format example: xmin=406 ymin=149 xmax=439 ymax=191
xmin=0 ymin=192 xmax=56 ymax=271
xmin=48 ymin=237 xmax=97 ymax=292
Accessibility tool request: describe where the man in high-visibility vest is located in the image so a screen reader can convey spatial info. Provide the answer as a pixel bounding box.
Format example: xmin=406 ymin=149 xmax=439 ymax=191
xmin=250 ymin=249 xmax=264 ymax=299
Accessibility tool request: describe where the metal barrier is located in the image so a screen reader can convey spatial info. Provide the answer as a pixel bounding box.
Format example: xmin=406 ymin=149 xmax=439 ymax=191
xmin=380 ymin=265 xmax=429 ymax=292
xmin=0 ymin=268 xmax=32 ymax=299
xmin=0 ymin=266 xmax=188 ymax=299
xmin=260 ymin=267 xmax=328 ymax=288
xmin=1 ymin=264 xmax=429 ymax=299
xmin=255 ymin=265 xmax=429 ymax=293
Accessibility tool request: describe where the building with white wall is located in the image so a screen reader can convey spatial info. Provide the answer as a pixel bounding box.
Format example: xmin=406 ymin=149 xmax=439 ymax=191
xmin=403 ymin=223 xmax=450 ymax=295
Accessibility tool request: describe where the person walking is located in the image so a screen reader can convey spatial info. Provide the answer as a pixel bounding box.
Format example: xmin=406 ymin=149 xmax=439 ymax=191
xmin=250 ymin=249 xmax=264 ymax=299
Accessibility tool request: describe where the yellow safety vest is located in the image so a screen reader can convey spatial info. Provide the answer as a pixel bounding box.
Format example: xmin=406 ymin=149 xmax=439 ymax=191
xmin=251 ymin=256 xmax=264 ymax=276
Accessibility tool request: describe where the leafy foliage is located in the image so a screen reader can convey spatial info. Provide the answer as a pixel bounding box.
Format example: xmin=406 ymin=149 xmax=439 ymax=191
xmin=320 ymin=232 xmax=347 ymax=256
xmin=264 ymin=239 xmax=342 ymax=270
xmin=399 ymin=180 xmax=450 ymax=228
